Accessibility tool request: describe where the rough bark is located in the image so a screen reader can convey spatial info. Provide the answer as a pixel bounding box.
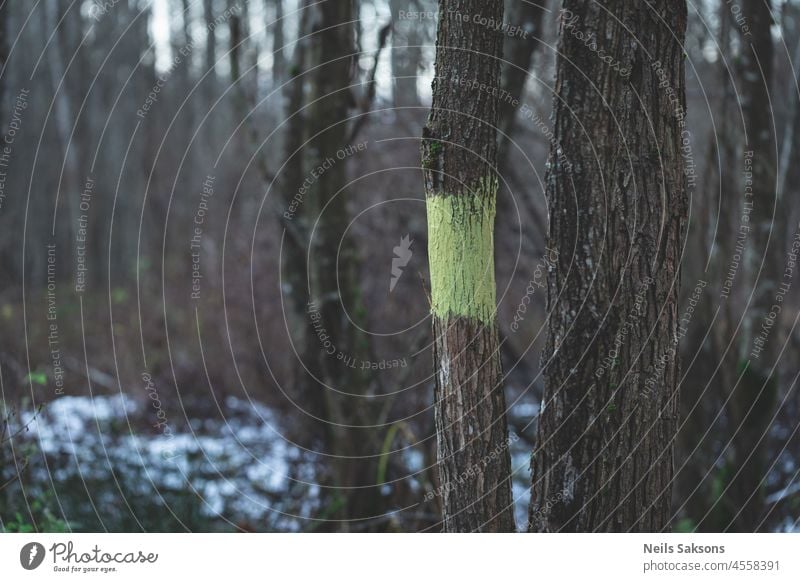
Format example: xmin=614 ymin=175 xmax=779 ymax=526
xmin=421 ymin=0 xmax=516 ymax=532
xmin=530 ymin=1 xmax=687 ymax=532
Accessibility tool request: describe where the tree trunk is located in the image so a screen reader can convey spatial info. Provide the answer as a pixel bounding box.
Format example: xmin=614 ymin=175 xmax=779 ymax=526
xmin=304 ymin=0 xmax=383 ymax=529
xmin=228 ymin=0 xmax=247 ymax=119
xmin=497 ymin=0 xmax=547 ymax=164
xmin=0 ymin=0 xmax=9 ymax=283
xmin=280 ymin=0 xmax=311 ymax=323
xmin=203 ymin=0 xmax=216 ymax=79
xmin=0 ymin=0 xmax=7 ymax=114
xmin=530 ymin=1 xmax=687 ymax=532
xmin=389 ymin=0 xmax=420 ymax=108
xmin=421 ymin=0 xmax=516 ymax=533
xmin=725 ymin=0 xmax=778 ymax=533
xmin=228 ymin=0 xmax=242 ymax=84
xmin=46 ymin=0 xmax=82 ymax=278
xmin=271 ymin=0 xmax=285 ymax=86
xmin=677 ymin=0 xmax=736 ymax=532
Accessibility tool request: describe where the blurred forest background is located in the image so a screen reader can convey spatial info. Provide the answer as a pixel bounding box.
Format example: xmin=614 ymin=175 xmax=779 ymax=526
xmin=0 ymin=0 xmax=798 ymax=532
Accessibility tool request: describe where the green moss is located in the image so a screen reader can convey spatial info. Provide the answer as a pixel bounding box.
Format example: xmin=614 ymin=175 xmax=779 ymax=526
xmin=421 ymin=139 xmax=443 ymax=170
xmin=426 ymin=180 xmax=498 ymax=323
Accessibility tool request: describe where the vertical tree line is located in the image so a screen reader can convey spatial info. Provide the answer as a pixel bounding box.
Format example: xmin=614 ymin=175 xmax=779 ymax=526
xmin=422 ymin=0 xmax=516 ymax=532
xmin=724 ymin=0 xmax=778 ymax=532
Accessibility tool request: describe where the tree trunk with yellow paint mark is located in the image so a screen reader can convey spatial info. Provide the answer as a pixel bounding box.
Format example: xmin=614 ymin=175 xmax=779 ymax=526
xmin=530 ymin=1 xmax=687 ymax=532
xmin=421 ymin=0 xmax=515 ymax=533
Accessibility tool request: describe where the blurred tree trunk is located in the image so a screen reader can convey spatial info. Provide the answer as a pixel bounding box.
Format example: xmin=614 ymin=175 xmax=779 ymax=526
xmin=229 ymin=0 xmax=243 ymax=101
xmin=0 ymin=0 xmax=6 ymax=113
xmin=271 ymin=0 xmax=285 ymax=86
xmin=304 ymin=0 xmax=382 ymax=530
xmin=495 ymin=0 xmax=548 ymax=260
xmin=204 ymin=0 xmax=217 ymax=79
xmin=778 ymin=37 xmax=800 ymax=210
xmin=279 ymin=0 xmax=320 ymax=436
xmin=111 ymin=1 xmax=148 ymax=279
xmin=677 ymin=0 xmax=737 ymax=532
xmin=530 ymin=1 xmax=687 ymax=532
xmin=421 ymin=0 xmax=516 ymax=532
xmin=389 ymin=0 xmax=420 ymax=108
xmin=45 ymin=0 xmax=82 ymax=282
xmin=739 ymin=0 xmax=779 ymax=352
xmin=181 ymin=0 xmax=191 ymax=41
xmin=176 ymin=0 xmax=193 ymax=94
xmin=174 ymin=0 xmax=198 ymax=237
xmin=0 ymin=0 xmax=9 ymax=281
xmin=725 ymin=0 xmax=778 ymax=533
xmin=178 ymin=0 xmax=193 ymax=82
xmin=497 ymin=0 xmax=546 ymax=164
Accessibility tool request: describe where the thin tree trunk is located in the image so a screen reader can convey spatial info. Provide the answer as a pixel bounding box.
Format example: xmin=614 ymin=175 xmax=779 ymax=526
xmin=228 ymin=0 xmax=242 ymax=84
xmin=497 ymin=0 xmax=547 ymax=165
xmin=228 ymin=0 xmax=248 ymax=122
xmin=725 ymin=0 xmax=779 ymax=533
xmin=271 ymin=0 xmax=285 ymax=86
xmin=46 ymin=0 xmax=81 ymax=277
xmin=678 ymin=0 xmax=736 ymax=532
xmin=530 ymin=1 xmax=687 ymax=532
xmin=389 ymin=0 xmax=420 ymax=108
xmin=280 ymin=0 xmax=321 ymax=438
xmin=203 ymin=0 xmax=217 ymax=78
xmin=0 ymin=0 xmax=10 ymax=282
xmin=304 ymin=0 xmax=382 ymax=529
xmin=421 ymin=0 xmax=516 ymax=533
xmin=0 ymin=0 xmax=7 ymax=114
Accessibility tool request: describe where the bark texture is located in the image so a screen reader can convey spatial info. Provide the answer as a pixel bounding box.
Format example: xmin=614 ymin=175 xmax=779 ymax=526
xmin=530 ymin=1 xmax=687 ymax=532
xmin=422 ymin=0 xmax=516 ymax=532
